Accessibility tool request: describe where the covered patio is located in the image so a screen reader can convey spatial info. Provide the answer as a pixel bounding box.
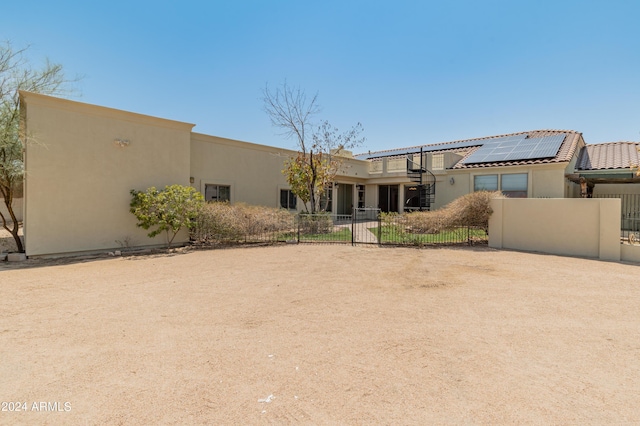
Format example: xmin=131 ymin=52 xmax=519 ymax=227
xmin=567 ymin=141 xmax=640 ymax=240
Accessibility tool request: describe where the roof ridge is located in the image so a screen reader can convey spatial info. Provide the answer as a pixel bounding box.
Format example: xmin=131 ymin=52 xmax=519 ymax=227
xmin=587 ymin=141 xmax=640 ymax=146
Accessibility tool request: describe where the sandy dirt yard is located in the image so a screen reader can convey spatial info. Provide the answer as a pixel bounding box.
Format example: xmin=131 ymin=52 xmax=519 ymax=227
xmin=1 ymin=244 xmax=639 ymax=425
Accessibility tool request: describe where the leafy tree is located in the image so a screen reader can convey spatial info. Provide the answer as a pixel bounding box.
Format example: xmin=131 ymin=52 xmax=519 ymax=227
xmin=263 ymin=82 xmax=364 ymax=213
xmin=0 ymin=42 xmax=76 ymax=252
xmin=129 ymin=184 xmax=205 ymax=248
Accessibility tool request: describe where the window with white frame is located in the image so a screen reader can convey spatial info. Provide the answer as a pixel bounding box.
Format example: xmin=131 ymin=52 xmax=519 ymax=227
xmin=205 ymin=184 xmax=230 ymax=202
xmin=280 ymin=189 xmax=297 ymax=210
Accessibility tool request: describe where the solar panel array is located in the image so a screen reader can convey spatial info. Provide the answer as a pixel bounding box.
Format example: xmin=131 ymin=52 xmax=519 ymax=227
xmin=462 ymin=133 xmax=566 ymax=164
xmin=355 ymin=132 xmax=566 ymax=163
xmin=357 ymin=135 xmax=527 ymax=160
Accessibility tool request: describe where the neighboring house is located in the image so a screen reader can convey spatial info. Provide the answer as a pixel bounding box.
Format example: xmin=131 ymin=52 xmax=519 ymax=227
xmin=17 ymin=91 xmax=638 ymax=256
xmin=569 ymin=142 xmax=640 ymax=225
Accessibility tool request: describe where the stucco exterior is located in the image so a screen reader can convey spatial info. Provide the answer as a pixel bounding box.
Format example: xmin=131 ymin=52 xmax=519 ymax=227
xmin=190 ymin=133 xmax=297 ymax=209
xmin=489 ymin=198 xmax=621 ymax=261
xmin=18 ymin=92 xmax=630 ymax=258
xmin=21 ymin=92 xmax=194 ymax=256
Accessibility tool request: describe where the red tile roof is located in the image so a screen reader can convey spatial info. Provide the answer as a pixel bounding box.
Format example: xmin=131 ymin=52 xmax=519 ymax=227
xmin=575 ymin=142 xmax=640 ymax=171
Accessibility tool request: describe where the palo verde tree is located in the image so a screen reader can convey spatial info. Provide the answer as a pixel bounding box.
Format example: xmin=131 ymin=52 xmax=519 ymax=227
xmin=263 ymin=82 xmax=365 ymax=213
xmin=0 ymin=42 xmax=76 ymax=252
xmin=129 ymin=184 xmax=205 ymax=248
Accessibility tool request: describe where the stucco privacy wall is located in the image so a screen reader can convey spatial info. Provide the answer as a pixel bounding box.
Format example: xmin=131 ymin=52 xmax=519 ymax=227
xmin=20 ymin=92 xmax=194 ymax=256
xmin=489 ymin=198 xmax=621 ymax=261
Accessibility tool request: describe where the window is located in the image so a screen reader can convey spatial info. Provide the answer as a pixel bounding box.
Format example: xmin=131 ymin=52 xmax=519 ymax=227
xmin=205 ymin=184 xmax=230 ymax=202
xmin=320 ymin=184 xmax=333 ymax=212
xmin=473 ymin=173 xmax=528 ymax=197
xmin=378 ymin=185 xmax=399 ymax=213
xmin=432 ymin=154 xmax=444 ymax=170
xmin=357 ymin=184 xmax=365 ymax=208
xmin=474 ymin=175 xmax=498 ymax=191
xmin=501 ymin=173 xmax=528 ymax=198
xmin=404 ymin=185 xmax=421 ymax=210
xmin=280 ymin=189 xmax=297 ymax=210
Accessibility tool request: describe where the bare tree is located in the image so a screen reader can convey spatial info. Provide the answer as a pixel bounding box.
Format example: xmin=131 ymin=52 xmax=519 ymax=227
xmin=0 ymin=41 xmax=77 ymax=252
xmin=262 ymin=82 xmax=364 ymax=213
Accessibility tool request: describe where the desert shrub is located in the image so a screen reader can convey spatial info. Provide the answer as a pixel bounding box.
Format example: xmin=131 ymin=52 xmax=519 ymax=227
xmin=445 ymin=190 xmax=503 ymax=228
xmin=130 ymin=185 xmax=204 ymax=247
xmin=399 ymin=191 xmax=503 ymax=234
xmin=403 ymin=212 xmax=443 ymax=234
xmin=193 ymin=202 xmax=295 ymax=243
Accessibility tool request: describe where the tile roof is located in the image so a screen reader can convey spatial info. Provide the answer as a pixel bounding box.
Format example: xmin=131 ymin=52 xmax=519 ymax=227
xmin=356 ymin=130 xmax=583 ymax=169
xmin=575 ymin=142 xmax=640 ymax=171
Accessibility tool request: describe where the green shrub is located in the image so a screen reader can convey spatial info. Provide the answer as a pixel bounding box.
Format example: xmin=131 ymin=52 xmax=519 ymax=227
xmin=130 ymin=185 xmax=204 ymax=247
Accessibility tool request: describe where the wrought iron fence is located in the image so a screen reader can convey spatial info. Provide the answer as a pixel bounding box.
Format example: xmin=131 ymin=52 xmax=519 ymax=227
xmin=376 ymin=213 xmax=488 ymax=246
xmin=592 ymin=194 xmax=640 ymax=241
xmin=192 ymin=208 xmax=488 ymax=247
xmin=294 ymin=212 xmax=488 ymax=246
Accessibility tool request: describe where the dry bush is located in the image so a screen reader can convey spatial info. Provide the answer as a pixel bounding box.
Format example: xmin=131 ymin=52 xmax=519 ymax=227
xmin=298 ymin=212 xmax=333 ymax=234
xmin=445 ymin=190 xmax=503 ymax=228
xmin=397 ymin=191 xmax=503 ymax=233
xmin=193 ymin=202 xmax=295 ymax=243
xmin=403 ymin=212 xmax=443 ymax=234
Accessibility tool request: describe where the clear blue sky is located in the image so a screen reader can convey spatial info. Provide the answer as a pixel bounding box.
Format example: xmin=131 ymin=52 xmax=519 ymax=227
xmin=3 ymin=0 xmax=640 ymax=152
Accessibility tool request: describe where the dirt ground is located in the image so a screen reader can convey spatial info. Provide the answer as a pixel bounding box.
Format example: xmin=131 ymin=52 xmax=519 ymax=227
xmin=1 ymin=244 xmax=639 ymax=425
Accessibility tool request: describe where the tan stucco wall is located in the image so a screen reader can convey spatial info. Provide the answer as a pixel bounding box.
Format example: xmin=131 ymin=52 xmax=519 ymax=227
xmin=489 ymin=198 xmax=621 ymax=261
xmin=190 ymin=133 xmax=298 ymax=209
xmin=621 ymin=243 xmax=640 ymax=263
xmin=0 ymin=198 xmax=23 ymax=223
xmin=189 ymin=133 xmax=372 ymax=212
xmin=433 ymin=164 xmax=569 ymax=209
xmin=21 ymin=92 xmax=194 ymax=256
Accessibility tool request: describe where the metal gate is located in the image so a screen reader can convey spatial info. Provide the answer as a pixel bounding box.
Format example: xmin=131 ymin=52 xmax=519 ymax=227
xmin=297 ymin=208 xmax=381 ymax=245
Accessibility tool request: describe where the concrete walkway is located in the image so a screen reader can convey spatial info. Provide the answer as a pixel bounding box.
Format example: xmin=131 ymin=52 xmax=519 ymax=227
xmin=335 ymin=221 xmax=379 ymax=244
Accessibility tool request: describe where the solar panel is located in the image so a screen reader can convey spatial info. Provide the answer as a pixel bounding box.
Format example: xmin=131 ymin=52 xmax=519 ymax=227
xmin=463 ymin=133 xmax=566 ymax=164
xmin=354 ymin=132 xmax=567 ymax=163
xmin=356 ymin=134 xmax=530 ymax=160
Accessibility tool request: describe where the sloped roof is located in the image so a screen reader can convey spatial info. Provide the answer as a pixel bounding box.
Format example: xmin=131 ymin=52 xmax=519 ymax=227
xmin=575 ymin=142 xmax=640 ymax=171
xmin=356 ymin=129 xmax=583 ymax=169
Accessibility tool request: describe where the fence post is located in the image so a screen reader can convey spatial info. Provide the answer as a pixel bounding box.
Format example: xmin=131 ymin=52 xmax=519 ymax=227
xmin=297 ymin=215 xmax=300 ymax=243
xmin=378 ymin=212 xmax=382 ymax=246
xmin=351 ymin=208 xmax=355 ymax=246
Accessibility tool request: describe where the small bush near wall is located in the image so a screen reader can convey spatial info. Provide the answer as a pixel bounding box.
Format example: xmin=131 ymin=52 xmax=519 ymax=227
xmin=130 ymin=185 xmax=205 ymax=248
xmin=193 ymin=202 xmax=295 ymax=244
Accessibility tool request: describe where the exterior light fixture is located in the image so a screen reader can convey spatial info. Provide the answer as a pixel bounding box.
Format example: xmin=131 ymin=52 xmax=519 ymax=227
xmin=449 ymin=177 xmax=455 ymax=185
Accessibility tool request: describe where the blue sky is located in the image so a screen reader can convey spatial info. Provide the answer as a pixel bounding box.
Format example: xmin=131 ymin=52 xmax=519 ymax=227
xmin=3 ymin=0 xmax=640 ymax=152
